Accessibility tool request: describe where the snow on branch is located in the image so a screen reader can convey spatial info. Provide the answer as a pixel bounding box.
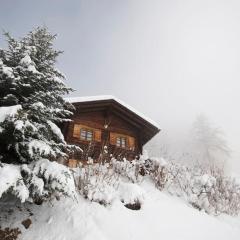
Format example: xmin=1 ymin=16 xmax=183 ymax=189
xmin=0 ymin=159 xmax=76 ymax=203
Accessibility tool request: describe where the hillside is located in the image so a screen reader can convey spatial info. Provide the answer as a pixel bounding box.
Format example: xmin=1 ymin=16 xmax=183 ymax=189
xmin=1 ymin=179 xmax=240 ymax=240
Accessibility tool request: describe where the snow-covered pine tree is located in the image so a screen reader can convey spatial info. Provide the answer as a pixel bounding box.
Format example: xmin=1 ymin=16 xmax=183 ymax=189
xmin=0 ymin=27 xmax=78 ymax=202
xmin=0 ymin=27 xmax=78 ymax=164
xmin=190 ymin=115 xmax=230 ymax=175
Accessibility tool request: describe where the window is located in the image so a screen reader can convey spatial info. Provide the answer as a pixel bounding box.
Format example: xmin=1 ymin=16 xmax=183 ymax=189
xmin=110 ymin=132 xmax=135 ymax=150
xmin=73 ymin=124 xmax=102 ymax=142
xmin=116 ymin=136 xmax=127 ymax=148
xmin=80 ymin=128 xmax=93 ymax=141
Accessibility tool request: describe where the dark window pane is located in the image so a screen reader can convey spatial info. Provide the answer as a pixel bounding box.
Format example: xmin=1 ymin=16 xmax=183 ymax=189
xmin=87 ymin=132 xmax=92 ymax=137
xmin=80 ymin=129 xmax=86 ymax=140
xmin=80 ymin=129 xmax=93 ymax=141
xmin=116 ymin=136 xmax=127 ymax=148
xmin=116 ymin=137 xmax=121 ymax=146
xmin=122 ymin=138 xmax=126 ymax=147
xmin=87 ymin=131 xmax=93 ymax=140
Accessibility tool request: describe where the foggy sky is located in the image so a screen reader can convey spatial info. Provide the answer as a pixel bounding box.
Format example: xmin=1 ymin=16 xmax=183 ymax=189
xmin=1 ymin=0 xmax=240 ymax=172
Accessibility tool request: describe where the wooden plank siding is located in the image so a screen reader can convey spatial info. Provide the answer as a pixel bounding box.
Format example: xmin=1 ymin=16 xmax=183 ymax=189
xmin=65 ymin=111 xmax=140 ymax=163
xmin=61 ymin=98 xmax=160 ymax=167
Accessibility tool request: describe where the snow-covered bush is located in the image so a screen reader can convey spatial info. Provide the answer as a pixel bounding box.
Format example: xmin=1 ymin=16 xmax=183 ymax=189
xmin=110 ymin=151 xmax=167 ymax=184
xmin=74 ymin=158 xmax=145 ymax=207
xmin=111 ymin=158 xmax=143 ymax=183
xmin=0 ymin=159 xmax=76 ymax=203
xmin=74 ymin=160 xmax=119 ymax=205
xmin=205 ymin=174 xmax=240 ymax=215
xmin=133 ymin=151 xmax=240 ymax=216
xmin=141 ymin=156 xmax=168 ymax=190
xmin=152 ymin=160 xmax=240 ymax=216
xmin=118 ymin=182 xmax=145 ymax=209
xmin=0 ymin=163 xmax=29 ymax=202
xmin=73 ymin=148 xmax=240 ymax=215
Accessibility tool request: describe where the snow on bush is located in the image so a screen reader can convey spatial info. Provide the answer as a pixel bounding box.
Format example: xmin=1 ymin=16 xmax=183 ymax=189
xmin=0 ymin=159 xmax=76 ymax=203
xmin=0 ymin=163 xmax=29 ymax=202
xmin=68 ymin=149 xmax=240 ymax=216
xmin=96 ymin=150 xmax=240 ymax=216
xmin=141 ymin=155 xmax=168 ymax=190
xmin=31 ymin=159 xmax=76 ymax=198
xmin=111 ymin=158 xmax=143 ymax=183
xmin=75 ymin=161 xmax=118 ymax=205
xmin=142 ymin=157 xmax=240 ymax=216
xmin=118 ymin=182 xmax=145 ymax=206
xmin=74 ymin=159 xmax=145 ymax=207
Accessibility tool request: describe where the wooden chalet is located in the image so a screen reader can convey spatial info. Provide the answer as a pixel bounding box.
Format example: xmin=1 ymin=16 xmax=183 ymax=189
xmin=62 ymin=96 xmax=160 ymax=167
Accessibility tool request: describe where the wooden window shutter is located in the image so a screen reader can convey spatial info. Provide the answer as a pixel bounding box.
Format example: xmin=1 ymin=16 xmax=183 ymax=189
xmin=73 ymin=124 xmax=81 ymax=138
xmin=110 ymin=132 xmax=116 ymax=145
xmin=128 ymin=136 xmax=135 ymax=150
xmin=94 ymin=129 xmax=102 ymax=142
xmin=68 ymin=159 xmax=78 ymax=168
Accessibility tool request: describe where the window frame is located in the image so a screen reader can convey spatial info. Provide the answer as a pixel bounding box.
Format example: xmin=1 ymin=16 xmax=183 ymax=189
xmin=116 ymin=136 xmax=127 ymax=148
xmin=80 ymin=128 xmax=94 ymax=141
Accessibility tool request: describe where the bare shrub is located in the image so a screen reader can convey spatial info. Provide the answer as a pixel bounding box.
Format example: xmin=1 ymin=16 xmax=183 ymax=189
xmin=111 ymin=158 xmax=143 ymax=183
xmin=71 ymin=147 xmax=240 ymax=216
xmin=140 ymin=155 xmax=240 ymax=216
xmin=73 ymin=159 xmax=119 ymax=205
xmin=72 ymin=157 xmax=146 ymax=208
xmin=150 ymin=160 xmax=240 ymax=216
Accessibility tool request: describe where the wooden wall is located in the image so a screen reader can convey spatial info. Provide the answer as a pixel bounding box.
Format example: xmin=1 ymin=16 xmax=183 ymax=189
xmin=64 ymin=109 xmax=142 ymax=163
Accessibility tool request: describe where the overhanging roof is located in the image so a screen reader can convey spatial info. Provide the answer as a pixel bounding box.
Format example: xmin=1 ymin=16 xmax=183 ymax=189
xmin=65 ymin=95 xmax=160 ymax=145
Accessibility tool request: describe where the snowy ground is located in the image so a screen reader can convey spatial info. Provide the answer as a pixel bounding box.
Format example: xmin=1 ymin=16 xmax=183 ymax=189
xmin=0 ymin=179 xmax=240 ymax=240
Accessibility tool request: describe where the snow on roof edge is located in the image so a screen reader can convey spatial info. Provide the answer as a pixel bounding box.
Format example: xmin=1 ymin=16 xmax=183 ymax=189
xmin=65 ymin=95 xmax=160 ymax=129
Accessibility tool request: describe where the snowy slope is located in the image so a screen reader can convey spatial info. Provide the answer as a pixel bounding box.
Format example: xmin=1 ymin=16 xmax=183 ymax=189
xmin=1 ymin=179 xmax=240 ymax=240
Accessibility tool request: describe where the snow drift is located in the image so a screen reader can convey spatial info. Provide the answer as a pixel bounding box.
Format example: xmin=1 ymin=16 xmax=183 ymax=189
xmin=0 ymin=179 xmax=240 ymax=240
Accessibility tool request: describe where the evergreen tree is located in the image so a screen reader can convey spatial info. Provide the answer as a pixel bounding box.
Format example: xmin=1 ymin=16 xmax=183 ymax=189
xmin=190 ymin=114 xmax=230 ymax=174
xmin=0 ymin=27 xmax=78 ymax=202
xmin=0 ymin=27 xmax=78 ymax=164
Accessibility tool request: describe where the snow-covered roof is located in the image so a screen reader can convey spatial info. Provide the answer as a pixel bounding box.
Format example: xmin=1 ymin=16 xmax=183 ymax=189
xmin=65 ymin=95 xmax=160 ymax=129
xmin=0 ymin=105 xmax=21 ymax=123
